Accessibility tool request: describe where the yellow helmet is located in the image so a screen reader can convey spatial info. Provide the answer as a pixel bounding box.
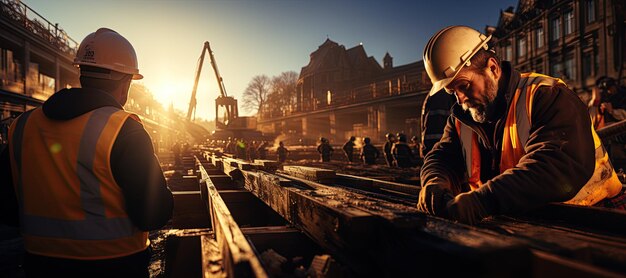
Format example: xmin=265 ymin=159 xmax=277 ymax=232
xmin=74 ymin=28 xmax=143 ymax=80
xmin=423 ymin=26 xmax=490 ymax=95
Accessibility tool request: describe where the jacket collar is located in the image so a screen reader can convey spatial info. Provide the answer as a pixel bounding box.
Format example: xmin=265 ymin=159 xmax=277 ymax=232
xmin=42 ymin=88 xmax=123 ymax=120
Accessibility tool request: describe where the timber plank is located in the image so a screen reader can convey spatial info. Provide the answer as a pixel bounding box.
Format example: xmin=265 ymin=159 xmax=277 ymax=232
xmin=240 ymin=170 xmax=532 ymax=277
xmin=281 ymin=165 xmax=336 ymax=182
xmin=482 ymin=216 xmax=626 ymax=275
xmin=196 ymin=157 xmax=268 ymax=277
xmin=335 ymin=173 xmax=420 ymax=196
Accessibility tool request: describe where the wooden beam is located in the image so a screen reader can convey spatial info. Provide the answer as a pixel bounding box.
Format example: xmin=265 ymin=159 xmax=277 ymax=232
xmin=196 ymin=157 xmax=268 ymax=277
xmin=281 ymin=165 xmax=336 ymax=182
xmin=240 ymin=169 xmax=532 ymax=276
xmin=523 ymin=203 xmax=626 ymax=236
xmin=253 ymin=159 xmax=280 ymax=172
xmin=335 ymin=173 xmax=420 ymax=197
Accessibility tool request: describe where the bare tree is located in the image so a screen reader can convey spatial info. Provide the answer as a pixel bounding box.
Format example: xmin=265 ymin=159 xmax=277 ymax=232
xmin=266 ymin=71 xmax=298 ymax=118
xmin=242 ymin=75 xmax=270 ymax=116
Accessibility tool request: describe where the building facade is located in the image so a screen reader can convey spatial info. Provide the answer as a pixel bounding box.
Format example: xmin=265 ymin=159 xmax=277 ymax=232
xmin=257 ymin=39 xmax=431 ymax=143
xmin=487 ymin=0 xmax=626 ymax=98
xmin=0 ymin=0 xmax=80 ymax=144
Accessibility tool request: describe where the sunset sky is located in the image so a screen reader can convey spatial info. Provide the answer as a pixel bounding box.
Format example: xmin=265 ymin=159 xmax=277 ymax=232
xmin=24 ymin=0 xmax=517 ymax=120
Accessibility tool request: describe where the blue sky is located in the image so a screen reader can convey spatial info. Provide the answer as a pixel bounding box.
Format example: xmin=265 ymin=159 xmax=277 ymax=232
xmin=24 ymin=0 xmax=518 ymax=119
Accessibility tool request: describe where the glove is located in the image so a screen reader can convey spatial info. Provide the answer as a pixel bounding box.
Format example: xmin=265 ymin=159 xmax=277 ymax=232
xmin=417 ymin=178 xmax=454 ymax=217
xmin=446 ymin=192 xmax=488 ymax=225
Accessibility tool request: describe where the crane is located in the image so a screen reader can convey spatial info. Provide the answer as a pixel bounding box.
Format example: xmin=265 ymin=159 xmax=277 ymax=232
xmin=187 ymin=41 xmax=238 ymax=128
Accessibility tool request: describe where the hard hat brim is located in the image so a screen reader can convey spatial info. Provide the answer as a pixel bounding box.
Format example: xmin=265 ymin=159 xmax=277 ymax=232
xmin=428 ymin=77 xmax=454 ymax=96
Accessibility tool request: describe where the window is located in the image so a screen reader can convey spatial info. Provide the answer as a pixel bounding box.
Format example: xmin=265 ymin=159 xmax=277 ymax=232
xmin=564 ymin=10 xmax=574 ymax=35
xmin=582 ymin=52 xmax=593 ymax=79
xmin=536 ymin=27 xmax=544 ymax=48
xmin=586 ymin=0 xmax=596 ymax=23
xmin=504 ymin=44 xmax=513 ymax=61
xmin=518 ymin=36 xmax=527 ymax=58
xmin=550 ymin=17 xmax=561 ymax=41
xmin=550 ymin=61 xmax=563 ymax=77
xmin=564 ymin=55 xmax=576 ymax=80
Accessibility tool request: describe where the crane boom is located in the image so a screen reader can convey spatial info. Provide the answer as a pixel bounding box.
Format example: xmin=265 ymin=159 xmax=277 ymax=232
xmin=206 ymin=42 xmax=228 ymax=98
xmin=186 ymin=41 xmax=210 ymax=121
xmin=187 ymin=41 xmax=233 ymax=122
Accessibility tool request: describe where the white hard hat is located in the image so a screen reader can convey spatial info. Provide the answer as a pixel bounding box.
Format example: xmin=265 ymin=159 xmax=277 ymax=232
xmin=74 ymin=28 xmax=143 ymax=80
xmin=423 ymin=26 xmax=491 ymax=95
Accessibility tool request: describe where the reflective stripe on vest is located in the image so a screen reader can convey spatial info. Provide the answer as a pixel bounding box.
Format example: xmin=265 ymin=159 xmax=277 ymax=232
xmin=9 ymin=106 xmax=148 ymax=259
xmin=456 ymin=73 xmax=622 ymax=205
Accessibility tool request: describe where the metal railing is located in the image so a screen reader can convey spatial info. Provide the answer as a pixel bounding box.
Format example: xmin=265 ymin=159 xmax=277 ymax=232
xmin=0 ymin=0 xmax=79 ymax=56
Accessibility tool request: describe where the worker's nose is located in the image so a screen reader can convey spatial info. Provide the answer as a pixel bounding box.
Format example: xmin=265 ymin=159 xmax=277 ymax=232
xmin=455 ymin=91 xmax=468 ymax=105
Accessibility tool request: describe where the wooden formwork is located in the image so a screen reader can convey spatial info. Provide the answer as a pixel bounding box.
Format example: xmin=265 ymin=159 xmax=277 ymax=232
xmin=186 ymin=152 xmax=626 ymax=277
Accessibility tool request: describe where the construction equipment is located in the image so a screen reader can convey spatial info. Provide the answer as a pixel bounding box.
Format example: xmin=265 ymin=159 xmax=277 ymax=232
xmin=186 ymin=42 xmax=265 ymax=140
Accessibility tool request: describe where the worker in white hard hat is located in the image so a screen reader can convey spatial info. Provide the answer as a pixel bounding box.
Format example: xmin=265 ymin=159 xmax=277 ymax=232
xmin=417 ymin=25 xmax=624 ymax=225
xmin=0 ymin=28 xmax=173 ymax=277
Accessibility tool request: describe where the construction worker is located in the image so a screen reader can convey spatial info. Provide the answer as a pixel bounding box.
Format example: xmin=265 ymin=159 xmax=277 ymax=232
xmin=418 ymin=26 xmax=624 ymax=224
xmin=420 ymin=88 xmax=456 ymax=158
xmin=589 ymin=76 xmax=626 ymax=127
xmin=248 ymin=140 xmax=258 ymax=161
xmin=410 ymin=136 xmax=421 ymax=164
xmin=383 ymin=133 xmax=396 ymax=167
xmin=224 ymin=137 xmax=234 ymax=154
xmin=360 ymin=137 xmax=380 ymax=165
xmin=342 ymin=136 xmax=356 ymax=162
xmin=392 ymin=133 xmax=413 ymax=168
xmin=317 ymin=137 xmax=334 ymax=162
xmin=277 ymin=141 xmax=289 ymax=163
xmin=0 ymin=28 xmax=173 ymax=276
xmin=172 ymin=141 xmax=182 ymax=166
xmin=236 ymin=138 xmax=247 ymax=159
xmin=257 ymin=141 xmax=268 ymax=160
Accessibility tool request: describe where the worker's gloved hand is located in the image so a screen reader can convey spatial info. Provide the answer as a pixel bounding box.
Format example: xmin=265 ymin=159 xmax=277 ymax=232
xmin=417 ymin=179 xmax=454 ymax=217
xmin=446 ymin=192 xmax=488 ymax=225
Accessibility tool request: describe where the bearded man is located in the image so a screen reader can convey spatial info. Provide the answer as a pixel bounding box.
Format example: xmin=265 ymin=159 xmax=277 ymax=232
xmin=417 ymin=26 xmax=623 ymax=224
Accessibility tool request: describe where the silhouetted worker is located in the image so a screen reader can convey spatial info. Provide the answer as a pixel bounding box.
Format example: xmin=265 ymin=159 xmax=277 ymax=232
xmin=360 ymin=137 xmax=380 ymax=165
xmin=342 ymin=136 xmax=356 ymax=162
xmin=257 ymin=141 xmax=268 ymax=159
xmin=248 ymin=141 xmax=258 ymax=161
xmin=277 ymin=141 xmax=289 ymax=163
xmin=236 ymin=138 xmax=247 ymax=159
xmin=383 ymin=133 xmax=396 ymax=167
xmin=317 ymin=137 xmax=334 ymax=162
xmin=420 ymin=88 xmax=456 ymax=157
xmin=392 ymin=133 xmax=413 ymax=168
xmin=0 ymin=28 xmax=173 ymax=277
xmin=171 ymin=141 xmax=182 ymax=166
xmin=409 ymin=136 xmax=421 ymax=161
xmin=224 ymin=137 xmax=234 ymax=154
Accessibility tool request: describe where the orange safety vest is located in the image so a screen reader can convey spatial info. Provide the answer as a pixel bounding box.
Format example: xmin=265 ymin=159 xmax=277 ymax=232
xmin=456 ymin=73 xmax=622 ymax=206
xmin=8 ymin=106 xmax=149 ymax=260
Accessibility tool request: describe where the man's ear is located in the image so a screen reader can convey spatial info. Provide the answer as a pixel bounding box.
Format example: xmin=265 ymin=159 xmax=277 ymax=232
xmin=487 ymin=57 xmax=501 ymax=80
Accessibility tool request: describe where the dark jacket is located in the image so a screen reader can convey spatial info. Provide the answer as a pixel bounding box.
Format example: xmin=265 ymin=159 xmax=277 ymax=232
xmin=392 ymin=142 xmax=413 ymax=168
xmin=420 ymin=62 xmax=595 ymax=215
xmin=421 ymin=90 xmax=456 ymax=157
xmin=383 ymin=141 xmax=395 ymax=166
xmin=342 ymin=140 xmax=355 ymax=162
xmin=317 ymin=142 xmax=334 ymax=162
xmin=360 ymin=143 xmax=380 ymax=165
xmin=277 ymin=146 xmax=289 ymax=162
xmin=0 ymin=88 xmax=173 ymax=230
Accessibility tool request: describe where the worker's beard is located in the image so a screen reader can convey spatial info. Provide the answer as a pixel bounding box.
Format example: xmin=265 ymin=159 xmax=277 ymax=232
xmin=462 ymin=70 xmax=499 ymax=123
